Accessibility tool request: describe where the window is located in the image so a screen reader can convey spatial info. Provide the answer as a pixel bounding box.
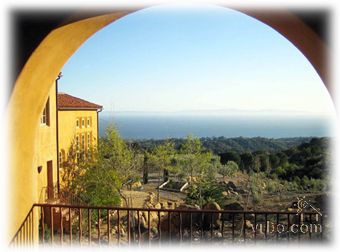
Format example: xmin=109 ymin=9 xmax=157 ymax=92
xmin=76 ymin=135 xmax=80 ymax=149
xmin=87 ymin=117 xmax=91 ymax=128
xmin=40 ymin=98 xmax=50 ymax=126
xmin=87 ymin=133 xmax=91 ymax=150
xmin=81 ymin=134 xmax=85 ymax=150
xmin=76 ymin=119 xmax=79 ymax=128
xmin=82 ymin=118 xmax=85 ymax=128
xmin=59 ymin=151 xmax=63 ymax=167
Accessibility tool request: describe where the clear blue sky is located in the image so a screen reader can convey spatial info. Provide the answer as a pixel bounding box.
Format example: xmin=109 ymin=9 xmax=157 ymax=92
xmin=58 ymin=4 xmax=335 ymax=117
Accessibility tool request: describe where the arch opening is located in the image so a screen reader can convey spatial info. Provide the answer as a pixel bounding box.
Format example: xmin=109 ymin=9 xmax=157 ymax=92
xmin=7 ymin=5 xmax=332 ymax=241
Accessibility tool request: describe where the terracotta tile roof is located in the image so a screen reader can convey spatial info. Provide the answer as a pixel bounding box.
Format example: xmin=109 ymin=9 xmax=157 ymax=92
xmin=57 ymin=93 xmax=103 ymax=110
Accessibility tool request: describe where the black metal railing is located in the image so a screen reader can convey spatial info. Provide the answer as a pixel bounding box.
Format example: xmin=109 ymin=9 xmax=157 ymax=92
xmin=10 ymin=203 xmax=326 ymax=246
xmin=10 ymin=206 xmax=35 ymax=246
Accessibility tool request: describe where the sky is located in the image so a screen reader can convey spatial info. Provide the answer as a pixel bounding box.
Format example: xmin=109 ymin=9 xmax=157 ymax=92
xmin=58 ymin=4 xmax=335 ymax=118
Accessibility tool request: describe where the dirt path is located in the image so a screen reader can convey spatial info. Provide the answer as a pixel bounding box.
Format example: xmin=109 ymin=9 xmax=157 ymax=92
xmin=121 ymin=181 xmax=186 ymax=208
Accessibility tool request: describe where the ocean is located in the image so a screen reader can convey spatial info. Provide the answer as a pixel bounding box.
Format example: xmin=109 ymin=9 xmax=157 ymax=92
xmin=98 ymin=113 xmax=332 ymax=140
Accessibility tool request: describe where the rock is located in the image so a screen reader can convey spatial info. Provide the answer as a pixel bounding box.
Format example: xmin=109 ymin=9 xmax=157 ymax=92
xmin=245 ymin=220 xmax=253 ymax=229
xmin=146 ymin=192 xmax=158 ymax=204
xmin=202 ymin=202 xmax=222 ymax=230
xmin=235 ymin=188 xmax=246 ymax=194
xmin=160 ymin=204 xmax=200 ymax=236
xmin=215 ymin=231 xmax=222 ymax=238
xmin=224 ymin=202 xmax=244 ymax=211
xmin=140 ymin=210 xmax=159 ymax=229
xmin=222 ymin=202 xmax=244 ymax=221
xmin=289 ymin=201 xmax=299 ymax=209
xmin=120 ymin=227 xmax=126 ymax=237
xmin=230 ymin=190 xmax=238 ymax=195
xmin=225 ymin=181 xmax=237 ymax=191
xmin=154 ymin=203 xmax=162 ymax=209
xmin=222 ymin=191 xmax=229 ymax=197
xmin=131 ymin=181 xmax=143 ymax=190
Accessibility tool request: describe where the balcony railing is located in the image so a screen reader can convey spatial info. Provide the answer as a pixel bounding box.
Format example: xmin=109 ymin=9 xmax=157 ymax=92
xmin=10 ymin=203 xmax=326 ymax=246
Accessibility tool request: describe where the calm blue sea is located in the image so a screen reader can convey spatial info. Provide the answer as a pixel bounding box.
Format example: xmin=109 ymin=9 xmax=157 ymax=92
xmin=99 ymin=114 xmax=332 ymax=139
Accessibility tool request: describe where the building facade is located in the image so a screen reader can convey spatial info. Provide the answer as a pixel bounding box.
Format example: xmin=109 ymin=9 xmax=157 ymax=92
xmin=57 ymin=93 xmax=103 ymax=189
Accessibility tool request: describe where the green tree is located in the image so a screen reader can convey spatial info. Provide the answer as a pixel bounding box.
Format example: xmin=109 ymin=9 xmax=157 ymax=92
xmin=219 ymin=151 xmax=241 ymax=166
xmin=178 ymin=135 xmax=210 ymax=179
xmin=178 ymin=135 xmax=219 ymax=207
xmin=148 ymin=140 xmax=178 ymax=200
xmin=61 ymin=125 xmax=143 ymax=207
xmin=100 ymin=125 xmax=142 ymax=187
xmin=240 ymin=152 xmax=254 ymax=172
xmin=218 ymin=160 xmax=239 ymax=179
xmin=60 ymin=140 xmax=122 ymax=206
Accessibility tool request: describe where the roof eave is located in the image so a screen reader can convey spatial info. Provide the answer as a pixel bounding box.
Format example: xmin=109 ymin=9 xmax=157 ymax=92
xmin=58 ymin=107 xmax=103 ymax=111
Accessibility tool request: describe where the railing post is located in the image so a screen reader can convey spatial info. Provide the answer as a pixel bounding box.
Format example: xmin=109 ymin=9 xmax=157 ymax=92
xmin=50 ymin=206 xmax=54 ymax=245
xmin=88 ymin=209 xmax=91 ymax=245
xmin=265 ymin=214 xmax=268 ymax=241
xmin=117 ymin=210 xmax=120 ymax=245
xmin=128 ymin=209 xmax=131 ymax=245
xmin=190 ymin=212 xmax=193 ymax=243
xmin=148 ymin=210 xmax=150 ymax=246
xmin=254 ymin=213 xmax=257 ymax=243
xmin=41 ymin=206 xmax=45 ymax=245
xmin=320 ymin=214 xmax=323 ymax=240
xmin=97 ymin=209 xmax=100 ymax=245
xmin=168 ymin=212 xmax=171 ymax=243
xmin=69 ymin=207 xmax=72 ymax=245
xmin=287 ymin=213 xmax=290 ymax=241
xmin=210 ymin=212 xmax=213 ymax=240
xmin=243 ymin=213 xmax=246 ymax=242
xmin=232 ymin=213 xmax=235 ymax=242
xmin=179 ymin=212 xmax=183 ymax=243
xmin=79 ymin=208 xmax=82 ymax=245
xmin=158 ymin=210 xmax=161 ymax=244
xmin=137 ymin=210 xmax=141 ymax=245
xmin=107 ymin=209 xmax=110 ymax=245
xmin=60 ymin=207 xmax=63 ymax=246
xmin=276 ymin=213 xmax=279 ymax=241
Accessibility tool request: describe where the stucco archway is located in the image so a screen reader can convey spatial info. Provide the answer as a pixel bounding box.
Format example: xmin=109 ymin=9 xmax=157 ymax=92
xmin=7 ymin=7 xmax=330 ymax=240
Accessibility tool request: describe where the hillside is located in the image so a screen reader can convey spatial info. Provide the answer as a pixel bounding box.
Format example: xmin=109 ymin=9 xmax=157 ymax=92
xmin=128 ymin=136 xmax=315 ymax=154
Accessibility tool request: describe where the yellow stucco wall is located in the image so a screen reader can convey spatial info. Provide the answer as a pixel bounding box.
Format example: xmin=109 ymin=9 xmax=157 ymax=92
xmin=31 ymin=82 xmax=58 ymax=243
xmin=34 ymin=84 xmax=58 ymax=203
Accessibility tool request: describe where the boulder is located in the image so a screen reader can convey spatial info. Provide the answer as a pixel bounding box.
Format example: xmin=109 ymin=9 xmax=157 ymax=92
xmin=159 ymin=204 xmax=200 ymax=238
xmin=224 ymin=202 xmax=244 ymax=211
xmin=131 ymin=181 xmax=143 ymax=190
xmin=245 ymin=220 xmax=253 ymax=229
xmin=230 ymin=190 xmax=238 ymax=195
xmin=222 ymin=202 xmax=244 ymax=221
xmin=202 ymin=202 xmax=222 ymax=230
xmin=222 ymin=191 xmax=229 ymax=197
xmin=154 ymin=203 xmax=162 ymax=209
xmin=225 ymin=181 xmax=237 ymax=191
xmin=143 ymin=201 xmax=154 ymax=209
xmin=146 ymin=192 xmax=158 ymax=205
